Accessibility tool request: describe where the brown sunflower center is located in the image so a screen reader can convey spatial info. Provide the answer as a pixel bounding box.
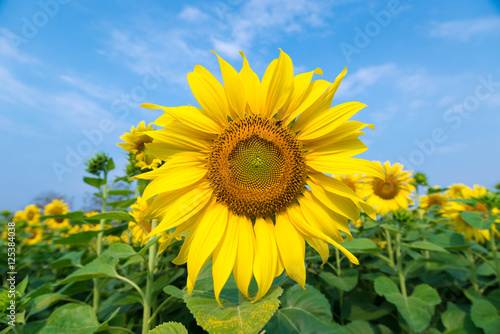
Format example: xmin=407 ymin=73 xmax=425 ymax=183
xmin=373 ymin=176 xmax=399 ymax=199
xmin=208 ymin=115 xmax=306 ymax=217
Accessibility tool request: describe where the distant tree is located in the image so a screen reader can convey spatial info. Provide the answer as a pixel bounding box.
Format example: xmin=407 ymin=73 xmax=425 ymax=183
xmin=33 ymin=191 xmax=73 ymax=209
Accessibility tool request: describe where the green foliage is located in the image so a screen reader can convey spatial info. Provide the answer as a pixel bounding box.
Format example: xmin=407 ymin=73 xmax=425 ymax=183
xmin=149 ymin=322 xmax=188 ymax=334
xmin=470 ymin=299 xmax=500 ymax=334
xmin=374 ymin=277 xmax=441 ymax=332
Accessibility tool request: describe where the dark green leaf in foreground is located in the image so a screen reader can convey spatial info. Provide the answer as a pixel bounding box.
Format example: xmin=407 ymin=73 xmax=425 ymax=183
xmin=461 ymin=211 xmax=496 ymax=230
xmin=374 ymin=276 xmax=441 ymax=332
xmin=470 ymin=299 xmax=500 ymax=334
xmin=58 ymin=253 xmax=119 ymax=284
xmin=265 ymin=284 xmax=339 ymax=334
xmin=83 ymin=211 xmax=135 ymax=222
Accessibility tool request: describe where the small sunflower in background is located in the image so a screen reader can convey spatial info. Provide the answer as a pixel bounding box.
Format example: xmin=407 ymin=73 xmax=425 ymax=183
xmin=335 ymin=174 xmax=363 ymax=195
xmin=135 ymin=49 xmax=382 ymax=304
xmin=23 ymin=205 xmax=41 ymax=226
xmin=129 ymin=197 xmax=178 ymax=252
xmin=13 ymin=210 xmax=26 ymax=223
xmin=118 ymin=121 xmax=162 ymax=170
xmin=22 ymin=226 xmax=44 ymax=246
xmin=420 ymin=188 xmax=448 ymax=214
xmin=444 ymin=185 xmax=490 ymax=243
xmin=44 ymin=199 xmax=71 ymax=230
xmin=361 ymin=161 xmax=415 ymax=216
xmin=446 ymin=183 xmax=467 ymax=199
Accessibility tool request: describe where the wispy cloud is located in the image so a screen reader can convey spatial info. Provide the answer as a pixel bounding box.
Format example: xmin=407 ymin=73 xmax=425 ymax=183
xmin=429 ymin=16 xmax=500 ymax=41
xmin=338 ymin=63 xmax=398 ymax=97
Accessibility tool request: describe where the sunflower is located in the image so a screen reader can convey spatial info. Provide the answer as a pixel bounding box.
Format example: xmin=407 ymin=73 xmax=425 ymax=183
xmin=118 ymin=121 xmax=162 ymax=170
xmin=129 ymin=197 xmax=179 ymax=250
xmin=444 ymin=185 xmax=490 ymax=243
xmin=361 ymin=161 xmax=415 ymax=216
xmin=420 ymin=189 xmax=448 ymax=213
xmin=44 ymin=199 xmax=71 ymax=230
xmin=335 ymin=174 xmax=363 ymax=195
xmin=135 ymin=49 xmax=382 ymax=304
xmin=446 ymin=183 xmax=467 ymax=199
xmin=23 ymin=227 xmax=44 ymax=246
xmin=13 ymin=210 xmax=26 ymax=222
xmin=24 ymin=205 xmax=41 ymax=226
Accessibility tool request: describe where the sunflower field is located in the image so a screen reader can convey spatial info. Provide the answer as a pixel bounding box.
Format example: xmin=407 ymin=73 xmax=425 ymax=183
xmin=2 ymin=51 xmax=500 ymax=334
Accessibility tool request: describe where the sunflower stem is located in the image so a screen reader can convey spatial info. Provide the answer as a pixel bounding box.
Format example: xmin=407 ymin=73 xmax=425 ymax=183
xmin=395 ymin=231 xmax=407 ymax=299
xmin=93 ymin=174 xmax=108 ymax=313
xmin=465 ymin=249 xmax=480 ymax=293
xmin=384 ymin=229 xmax=394 ymax=264
xmin=142 ymin=218 xmax=158 ymax=334
xmin=489 ymin=226 xmax=500 ymax=282
xmin=335 ymin=247 xmax=344 ymax=324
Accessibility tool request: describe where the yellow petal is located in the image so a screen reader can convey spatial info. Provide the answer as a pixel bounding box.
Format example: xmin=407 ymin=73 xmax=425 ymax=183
xmin=304 ymin=235 xmax=329 ymax=265
xmin=297 ymin=102 xmax=367 ymax=141
xmin=306 ymin=138 xmax=368 ymax=158
xmin=307 ymin=157 xmax=385 ymax=179
xmin=261 ymin=49 xmax=294 ymax=118
xmin=141 ymin=166 xmax=207 ymax=200
xmin=233 ymin=214 xmax=255 ymax=298
xmin=142 ymin=104 xmax=222 ymax=134
xmin=212 ymin=51 xmax=245 ymax=119
xmin=144 ymin=129 xmax=211 ymax=152
xmin=187 ymin=65 xmax=229 ymax=125
xmin=253 ymin=217 xmax=278 ymax=302
xmin=278 ymin=67 xmax=323 ymax=120
xmin=308 ymin=182 xmax=360 ymax=221
xmin=149 ymin=185 xmax=213 ymax=234
xmin=275 ymin=212 xmax=306 ymax=288
xmin=187 ymin=203 xmax=228 ymax=294
xmin=286 ymin=205 xmax=359 ymax=265
xmin=309 ymin=173 xmax=362 ymax=203
xmin=212 ymin=212 xmax=239 ymax=306
xmin=284 ymin=79 xmax=332 ymax=124
xmin=132 ymin=156 xmax=205 ymax=181
xmin=172 ymin=219 xmax=200 ymax=265
xmin=299 ymin=195 xmax=343 ymax=242
xmin=239 ymin=51 xmax=261 ymax=116
xmin=292 ymin=67 xmax=347 ymax=131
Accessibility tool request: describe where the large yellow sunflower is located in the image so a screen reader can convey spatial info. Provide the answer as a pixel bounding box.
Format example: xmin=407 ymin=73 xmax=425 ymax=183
xmin=135 ymin=50 xmax=383 ymax=304
xmin=361 ymin=161 xmax=415 ymax=216
xmin=44 ymin=199 xmax=71 ymax=230
xmin=444 ymin=185 xmax=490 ymax=243
xmin=118 ymin=121 xmax=162 ymax=170
xmin=446 ymin=183 xmax=467 ymax=199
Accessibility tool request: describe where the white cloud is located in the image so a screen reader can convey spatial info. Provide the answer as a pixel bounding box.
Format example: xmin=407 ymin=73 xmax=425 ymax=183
xmin=178 ymin=6 xmax=209 ymax=22
xmin=429 ymin=16 xmax=500 ymax=41
xmin=337 ymin=63 xmax=398 ymax=97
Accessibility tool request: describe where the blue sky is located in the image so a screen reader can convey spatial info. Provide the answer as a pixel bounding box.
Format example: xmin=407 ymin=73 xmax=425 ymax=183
xmin=1 ymin=0 xmax=499 ymax=211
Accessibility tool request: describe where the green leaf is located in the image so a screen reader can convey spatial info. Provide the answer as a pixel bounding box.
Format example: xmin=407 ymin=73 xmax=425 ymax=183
xmin=163 ymin=286 xmax=184 ymax=299
xmin=83 ymin=211 xmax=135 ymax=222
xmin=374 ymin=277 xmax=441 ymax=332
xmin=149 ymin=322 xmax=188 ymax=334
xmin=470 ymin=299 xmax=500 ymax=334
xmin=41 ymin=303 xmax=101 ymax=334
xmin=40 ymin=211 xmax=85 ymax=221
xmin=461 ymin=211 xmax=495 ymax=230
xmin=108 ymin=198 xmax=137 ymax=208
xmin=107 ymin=189 xmax=134 ymax=196
xmin=450 ymin=199 xmax=477 ymax=206
xmin=106 ymin=158 xmax=115 ymax=171
xmin=16 ymin=276 xmax=29 ymax=295
xmin=342 ymin=238 xmax=379 ymax=253
xmin=410 ymin=241 xmax=449 ymax=253
xmin=83 ymin=177 xmax=105 ymax=189
xmin=186 ymin=286 xmax=282 ymax=334
xmin=52 ymin=231 xmax=100 ymax=245
xmin=341 ymin=290 xmax=393 ymax=321
xmin=106 ymin=243 xmax=137 ymax=260
xmin=47 ymin=250 xmax=86 ymax=269
xmin=319 ymin=269 xmax=358 ymax=292
xmin=265 ymin=284 xmax=339 ymax=333
xmin=429 ymin=231 xmax=468 ymax=250
xmin=58 ymin=253 xmax=118 ymax=284
xmin=441 ymin=302 xmax=481 ymax=334
xmin=344 ymin=320 xmax=378 ymax=334
xmin=476 ymin=261 xmax=496 ymax=276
